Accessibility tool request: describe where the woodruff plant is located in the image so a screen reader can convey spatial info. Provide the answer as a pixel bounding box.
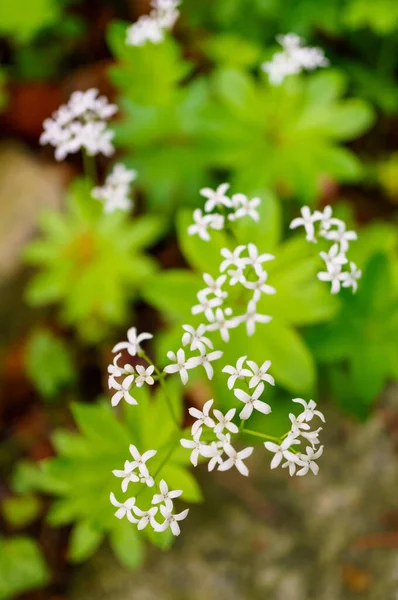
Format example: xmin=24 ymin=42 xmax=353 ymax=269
xmin=38 ymin=11 xmax=361 ymax=545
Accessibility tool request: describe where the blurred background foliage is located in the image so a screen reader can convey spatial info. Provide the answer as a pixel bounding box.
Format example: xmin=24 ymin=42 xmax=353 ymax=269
xmin=0 ymin=0 xmax=397 ymax=598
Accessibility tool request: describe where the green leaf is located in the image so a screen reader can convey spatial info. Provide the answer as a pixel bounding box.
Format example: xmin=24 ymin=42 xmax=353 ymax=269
xmin=0 ymin=537 xmax=50 ymax=599
xmin=68 ymin=521 xmax=104 ymax=563
xmin=109 ymin=520 xmax=144 ymax=569
xmin=0 ymin=0 xmax=60 ymax=42
xmin=2 ymin=495 xmax=41 ymax=528
xmin=141 ymin=270 xmax=203 ymax=322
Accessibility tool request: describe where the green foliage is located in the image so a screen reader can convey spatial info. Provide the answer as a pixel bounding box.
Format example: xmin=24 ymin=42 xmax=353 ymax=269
xmin=24 ymin=179 xmax=164 ymax=341
xmin=0 ymin=0 xmax=61 ymax=42
xmin=24 ymin=329 xmax=76 ymax=400
xmin=2 ymin=495 xmax=42 ymax=528
xmin=0 ymin=536 xmax=50 ymax=599
xmin=142 ymin=192 xmax=339 ymax=401
xmin=13 ymin=385 xmax=201 ymax=567
xmin=307 ymin=252 xmax=398 ymax=415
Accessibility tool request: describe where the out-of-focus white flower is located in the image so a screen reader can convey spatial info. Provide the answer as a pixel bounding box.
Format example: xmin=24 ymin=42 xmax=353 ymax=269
xmin=229 ymin=194 xmax=261 ymax=222
xmin=153 ymin=505 xmax=189 ymax=536
xmin=181 ymin=324 xmax=213 ymax=353
xmin=220 ymin=246 xmax=247 ymax=272
xmin=218 ymin=444 xmax=254 ymax=476
xmin=222 ymin=356 xmax=252 ymax=390
xmin=110 ymin=492 xmax=136 ymax=519
xmin=243 ymin=243 xmax=275 ymax=275
xmin=191 ymin=290 xmax=223 ymax=321
xmin=317 ymin=263 xmax=346 ymax=294
xmin=242 ymin=300 xmax=272 ymax=336
xmin=186 ymin=349 xmax=224 ymax=379
xmin=112 ymin=327 xmax=153 ymax=357
xmin=213 ymin=408 xmax=239 ymax=435
xmin=319 ymin=243 xmax=348 ymax=271
xmin=264 ymin=436 xmax=300 ymax=469
xmin=188 ymin=399 xmax=215 ymax=435
xmin=244 ymin=272 xmax=276 ymax=302
xmin=135 ymin=365 xmax=155 ymax=387
xmin=151 ymin=479 xmax=182 ymax=511
xmin=227 ymin=267 xmax=246 ymax=286
xmin=206 ymin=308 xmax=240 ymax=342
xmin=200 ymin=183 xmax=232 ymax=212
xmin=340 ymin=262 xmax=362 ymax=293
xmin=92 ymin=163 xmax=137 ymax=214
xmin=202 ymin=273 xmax=227 ymax=298
xmin=293 ymin=398 xmax=325 ymax=423
xmin=109 ymin=373 xmax=137 ymax=407
xmin=289 ymin=206 xmax=322 ymax=242
xmin=234 ymin=382 xmax=271 ymax=420
xmin=296 ymin=445 xmax=324 ymax=476
xmin=246 ymin=359 xmax=275 ymax=388
xmin=180 ymin=431 xmax=208 ymax=466
xmin=132 ymin=506 xmax=159 ymax=530
xmin=40 ymin=89 xmax=117 ymax=160
xmin=112 ymin=460 xmax=140 ymax=493
xmin=188 ymin=209 xmax=214 ymax=242
xmin=164 ymin=349 xmax=191 ymax=385
xmin=324 ymin=225 xmax=358 ymax=253
xmin=129 ymin=445 xmax=157 ymax=477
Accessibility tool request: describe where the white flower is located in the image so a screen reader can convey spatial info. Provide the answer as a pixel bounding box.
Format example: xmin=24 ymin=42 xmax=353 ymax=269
xmin=227 ymin=267 xmax=246 ymax=286
xmin=92 ymin=163 xmax=137 ymax=214
xmin=208 ymin=213 xmax=225 ymax=231
xmin=180 ymin=431 xmax=208 ymax=466
xmin=107 ymin=353 xmax=134 ymax=380
xmin=40 ymin=89 xmax=117 ymax=160
xmin=200 ymin=441 xmax=224 ymax=471
xmin=164 ymin=349 xmax=190 ymax=385
xmin=132 ymin=506 xmax=159 ymax=530
xmin=151 ymin=479 xmax=182 ymax=511
xmin=222 ymin=356 xmax=252 ymax=390
xmin=220 ymin=246 xmax=247 ymax=272
xmin=264 ymin=436 xmax=301 ymax=469
xmin=288 ymin=412 xmax=311 ymax=431
xmin=293 ymin=427 xmax=322 ymax=447
xmin=153 ymin=505 xmax=189 ymax=536
xmin=188 ymin=399 xmax=215 ymax=435
xmin=244 ymin=271 xmax=276 ymax=302
xmin=186 ymin=349 xmax=223 ymax=380
xmin=243 ymin=243 xmax=275 ymax=275
xmin=112 ymin=327 xmax=153 ymax=357
xmin=317 ymin=263 xmax=346 ymax=294
xmin=188 ymin=209 xmax=213 ymax=242
xmin=110 ymin=492 xmax=136 ymax=520
xmin=191 ymin=291 xmax=223 ymax=321
xmin=229 ymin=194 xmax=261 ymax=222
xmin=135 ymin=365 xmax=155 ymax=387
xmin=181 ymin=324 xmax=213 ymax=353
xmin=218 ymin=444 xmax=254 ymax=476
xmin=319 ymin=243 xmax=348 ymax=270
xmin=126 ymin=15 xmax=164 ymax=46
xmin=213 ymin=408 xmax=239 ymax=435
xmin=234 ymin=382 xmax=272 ymax=420
xmin=202 ymin=273 xmax=227 ymax=298
xmin=293 ymin=398 xmax=325 ymax=423
xmin=200 ymin=183 xmax=232 ymax=212
xmin=242 ymin=299 xmax=272 ymax=336
xmin=289 ymin=206 xmax=322 ymax=242
xmin=317 ymin=205 xmax=339 ymax=234
xmin=281 ymin=455 xmax=301 ymax=476
xmin=129 ymin=445 xmax=157 ymax=478
xmin=340 ymin=262 xmax=362 ymax=293
xmin=109 ymin=373 xmax=137 ymax=407
xmin=246 ymin=359 xmax=275 ymax=388
xmin=324 ymin=225 xmax=358 ymax=253
xmin=112 ymin=460 xmax=140 ymax=493
xmin=206 ymin=308 xmax=240 ymax=342
xmin=296 ymin=445 xmax=324 ymax=476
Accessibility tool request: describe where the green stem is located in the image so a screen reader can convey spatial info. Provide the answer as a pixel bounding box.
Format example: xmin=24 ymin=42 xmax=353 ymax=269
xmin=139 ymin=350 xmax=179 ymax=426
xmin=82 ymin=150 xmax=97 ymax=185
xmin=242 ymin=428 xmax=281 ymax=442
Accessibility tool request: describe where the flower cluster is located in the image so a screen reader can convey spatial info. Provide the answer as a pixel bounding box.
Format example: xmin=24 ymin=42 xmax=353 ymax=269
xmin=92 ymin=163 xmax=137 ymax=213
xmin=126 ymin=0 xmax=180 ymax=47
xmin=262 ymin=33 xmax=328 ymax=86
xmin=111 ymin=445 xmax=188 ymax=536
xmin=264 ymin=398 xmax=325 ymax=476
xmin=40 ymin=88 xmax=117 ymax=161
xmin=290 ymin=205 xmax=362 ymax=294
xmin=188 ymin=183 xmax=261 ymax=242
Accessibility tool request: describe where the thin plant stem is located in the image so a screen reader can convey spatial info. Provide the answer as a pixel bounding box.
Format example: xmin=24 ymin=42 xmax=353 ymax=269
xmin=82 ymin=150 xmax=97 ymax=184
xmin=138 ymin=350 xmax=179 ymax=426
xmin=242 ymin=428 xmax=281 ymax=442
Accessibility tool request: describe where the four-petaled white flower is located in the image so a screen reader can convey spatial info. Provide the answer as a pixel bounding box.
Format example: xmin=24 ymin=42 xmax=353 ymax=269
xmin=112 ymin=460 xmax=140 ymax=493
xmin=289 ymin=206 xmax=322 ymax=242
xmin=243 ymin=243 xmax=275 ymax=275
xmin=222 ymin=356 xmax=252 ymax=389
xmin=227 ymin=267 xmax=246 ymax=286
xmin=246 ymin=359 xmax=275 ymax=388
xmin=296 ymin=445 xmax=324 ymax=476
xmin=200 ymin=441 xmax=224 ymax=471
xmin=264 ymin=436 xmax=300 ymax=469
xmin=132 ymin=506 xmax=159 ymax=530
xmin=151 ymin=479 xmax=182 ymax=510
xmin=242 ymin=300 xmax=272 ymax=336
xmin=325 ymin=225 xmax=358 ymax=253
xmin=108 ymin=353 xmax=132 ymax=379
xmin=188 ymin=399 xmax=215 ymax=435
xmin=110 ymin=492 xmax=136 ymax=519
xmin=191 ymin=290 xmax=223 ymax=321
xmin=202 ymin=273 xmax=227 ymax=298
xmin=135 ymin=364 xmax=155 ymax=387
xmin=234 ymin=382 xmax=271 ymax=420
xmin=109 ymin=373 xmax=137 ymax=407
xmin=201 ymin=183 xmax=232 ymax=212
xmin=164 ymin=349 xmax=190 ymax=385
xmin=181 ymin=324 xmax=213 ymax=353
xmin=213 ymin=408 xmax=239 ymax=435
xmin=220 ymin=246 xmax=247 ymax=272
xmin=230 ymin=194 xmax=261 ymax=222
xmin=218 ymin=444 xmax=254 ymax=476
xmin=317 ymin=263 xmax=346 ymax=294
xmin=113 ymin=327 xmax=153 ymax=357
xmin=293 ymin=398 xmax=325 ymax=423
xmin=319 ymin=243 xmax=348 ymax=271
xmin=188 ymin=209 xmax=214 ymax=241
xmin=129 ymin=445 xmax=157 ymax=477
xmin=180 ymin=431 xmax=207 ymax=466
xmin=186 ymin=350 xmax=223 ymax=379
xmin=340 ymin=262 xmax=362 ymax=293
xmin=244 ymin=271 xmax=276 ymax=302
xmin=154 ymin=505 xmax=189 ymax=536
xmin=206 ymin=308 xmax=240 ymax=342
